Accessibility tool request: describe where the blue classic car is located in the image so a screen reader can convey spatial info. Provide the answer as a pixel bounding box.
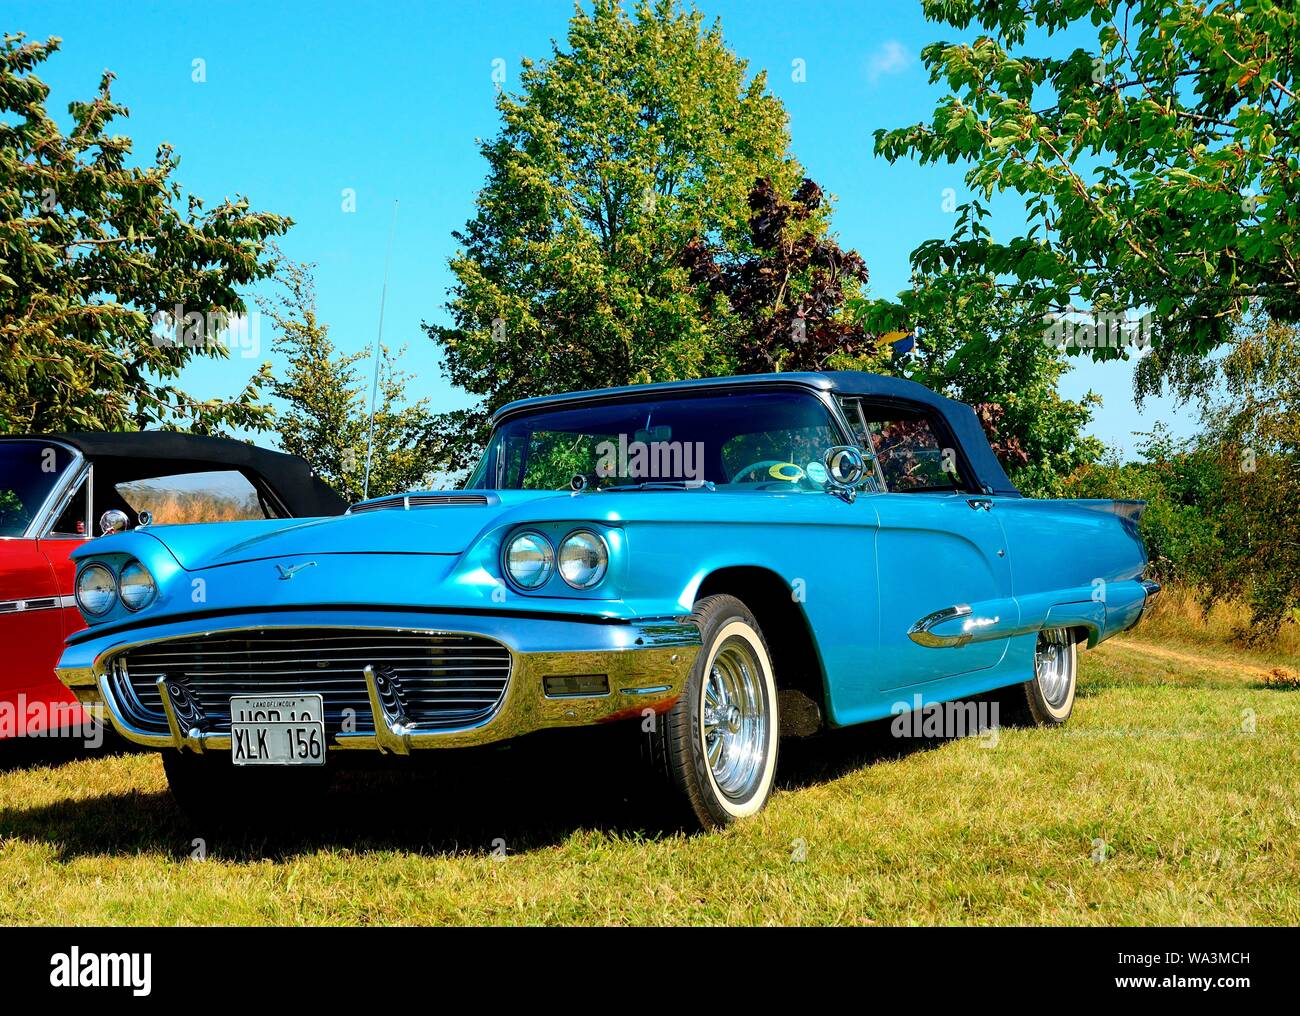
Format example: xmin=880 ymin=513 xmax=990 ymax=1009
xmin=56 ymin=372 xmax=1158 ymax=828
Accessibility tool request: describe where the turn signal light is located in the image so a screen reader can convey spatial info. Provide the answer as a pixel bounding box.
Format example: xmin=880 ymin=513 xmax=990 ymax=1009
xmin=543 ymin=674 xmax=610 ymax=698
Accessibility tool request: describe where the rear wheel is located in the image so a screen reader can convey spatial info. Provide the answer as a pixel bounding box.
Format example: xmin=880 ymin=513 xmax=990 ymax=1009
xmin=1000 ymin=627 xmax=1078 ymax=726
xmin=651 ymin=594 xmax=780 ymax=829
xmin=162 ymin=750 xmax=331 ymax=830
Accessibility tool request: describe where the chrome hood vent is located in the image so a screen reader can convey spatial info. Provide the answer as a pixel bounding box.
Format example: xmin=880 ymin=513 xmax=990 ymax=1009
xmin=348 ymin=492 xmax=497 ymax=514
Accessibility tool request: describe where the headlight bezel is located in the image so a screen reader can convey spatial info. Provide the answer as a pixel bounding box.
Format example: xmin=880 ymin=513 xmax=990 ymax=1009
xmin=502 ymin=530 xmax=556 ymax=590
xmin=75 ymin=563 xmax=118 ymax=617
xmin=557 ymin=529 xmax=609 ymax=589
xmin=117 ymin=559 xmax=157 ymax=611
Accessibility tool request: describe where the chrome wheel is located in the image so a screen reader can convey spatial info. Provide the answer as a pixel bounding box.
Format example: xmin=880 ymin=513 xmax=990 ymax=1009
xmin=1035 ymin=628 xmax=1074 ymax=709
xmin=656 ymin=596 xmax=780 ymax=828
xmin=701 ymin=635 xmax=770 ymax=801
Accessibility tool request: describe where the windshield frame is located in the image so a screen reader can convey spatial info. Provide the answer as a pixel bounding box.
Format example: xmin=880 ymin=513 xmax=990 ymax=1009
xmin=0 ymin=438 xmax=84 ymax=540
xmin=466 ymin=382 xmax=858 ymax=493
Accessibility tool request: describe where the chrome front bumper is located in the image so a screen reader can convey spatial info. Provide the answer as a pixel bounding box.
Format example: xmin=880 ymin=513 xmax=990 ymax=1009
xmin=56 ymin=609 xmax=700 ymax=753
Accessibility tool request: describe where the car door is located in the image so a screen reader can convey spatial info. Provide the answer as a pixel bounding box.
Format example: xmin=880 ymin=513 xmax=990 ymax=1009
xmin=41 ymin=469 xmax=92 ymax=645
xmin=0 ymin=442 xmax=88 ymax=734
xmin=836 ymin=397 xmax=1015 ymax=696
xmin=0 ymin=540 xmax=74 ymax=735
xmin=870 ymin=492 xmax=1013 ymax=692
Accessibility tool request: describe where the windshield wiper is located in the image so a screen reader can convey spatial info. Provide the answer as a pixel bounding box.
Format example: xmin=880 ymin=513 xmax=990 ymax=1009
xmin=591 ymin=479 xmax=715 ymax=492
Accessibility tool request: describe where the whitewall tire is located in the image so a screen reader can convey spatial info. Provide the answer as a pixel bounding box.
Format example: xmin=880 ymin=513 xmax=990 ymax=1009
xmin=652 ymin=595 xmax=780 ymax=829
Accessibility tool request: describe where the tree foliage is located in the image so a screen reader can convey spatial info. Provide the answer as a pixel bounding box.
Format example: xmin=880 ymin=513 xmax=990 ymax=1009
xmin=261 ymin=258 xmax=436 ymax=505
xmin=1198 ymin=318 xmax=1300 ymax=633
xmin=855 ymin=229 xmax=1104 ymax=498
xmin=874 ymin=0 xmax=1300 ymax=383
xmin=908 ymin=280 xmax=1101 ymax=497
xmin=1064 ymin=425 xmax=1223 ymax=586
xmin=425 ymin=0 xmax=808 ymax=471
xmin=683 ymin=176 xmax=887 ymax=374
xmin=1065 ymin=319 xmax=1300 ymax=638
xmin=0 ymin=34 xmax=290 ymax=434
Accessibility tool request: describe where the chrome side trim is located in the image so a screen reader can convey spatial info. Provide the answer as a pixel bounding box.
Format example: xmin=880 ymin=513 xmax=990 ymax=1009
xmin=908 ymin=604 xmax=972 ymax=647
xmin=906 ymin=603 xmax=1001 ymax=649
xmin=0 ymin=594 xmax=77 ymax=614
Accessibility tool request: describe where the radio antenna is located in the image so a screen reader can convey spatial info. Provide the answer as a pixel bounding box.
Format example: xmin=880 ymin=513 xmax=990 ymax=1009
xmin=363 ymin=199 xmax=399 ymax=501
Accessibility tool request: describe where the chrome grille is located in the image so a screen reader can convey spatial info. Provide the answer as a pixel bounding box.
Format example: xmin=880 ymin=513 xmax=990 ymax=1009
xmin=109 ymin=628 xmax=511 ymax=735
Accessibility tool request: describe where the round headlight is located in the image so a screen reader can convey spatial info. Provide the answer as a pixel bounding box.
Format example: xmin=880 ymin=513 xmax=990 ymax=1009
xmin=118 ymin=560 xmax=157 ymax=611
xmin=505 ymin=531 xmax=554 ymax=589
xmin=558 ymin=530 xmax=608 ymax=589
xmin=75 ymin=564 xmax=117 ymax=616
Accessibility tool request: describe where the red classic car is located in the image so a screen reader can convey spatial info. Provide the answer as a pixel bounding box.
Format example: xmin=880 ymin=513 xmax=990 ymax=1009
xmin=0 ymin=433 xmax=345 ymax=739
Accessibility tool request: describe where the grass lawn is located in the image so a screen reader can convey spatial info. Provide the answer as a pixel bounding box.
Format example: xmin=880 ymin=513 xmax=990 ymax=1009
xmin=1 ymin=623 xmax=1297 ymax=925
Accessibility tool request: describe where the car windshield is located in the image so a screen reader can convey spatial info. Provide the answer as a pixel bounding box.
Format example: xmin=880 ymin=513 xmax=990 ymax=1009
xmin=0 ymin=440 xmax=75 ymax=537
xmin=467 ymin=388 xmax=845 ymax=492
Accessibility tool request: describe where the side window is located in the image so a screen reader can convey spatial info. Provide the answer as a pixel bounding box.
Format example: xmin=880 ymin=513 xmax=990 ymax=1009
xmin=49 ymin=475 xmax=90 ymax=536
xmin=867 ymin=417 xmax=963 ymax=492
xmin=838 ymin=396 xmax=873 ymax=449
xmin=114 ymin=470 xmax=272 ymax=524
xmin=839 ymin=398 xmax=965 ymax=493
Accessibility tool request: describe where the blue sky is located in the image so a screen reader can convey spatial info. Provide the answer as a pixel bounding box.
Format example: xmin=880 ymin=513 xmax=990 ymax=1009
xmin=10 ymin=0 xmax=1199 ymax=457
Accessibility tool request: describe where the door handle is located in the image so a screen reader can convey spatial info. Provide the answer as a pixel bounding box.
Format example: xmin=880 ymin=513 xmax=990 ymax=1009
xmin=967 ymin=498 xmax=993 ymax=511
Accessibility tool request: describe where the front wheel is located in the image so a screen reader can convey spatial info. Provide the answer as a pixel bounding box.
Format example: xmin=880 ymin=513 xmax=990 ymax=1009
xmin=651 ymin=594 xmax=780 ymax=829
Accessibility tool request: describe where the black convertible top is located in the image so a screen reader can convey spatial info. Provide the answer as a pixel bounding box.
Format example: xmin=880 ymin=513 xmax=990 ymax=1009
xmin=821 ymin=372 xmax=1020 ymax=497
xmin=1 ymin=432 xmax=346 ymax=516
xmin=493 ymin=371 xmax=1021 ymax=497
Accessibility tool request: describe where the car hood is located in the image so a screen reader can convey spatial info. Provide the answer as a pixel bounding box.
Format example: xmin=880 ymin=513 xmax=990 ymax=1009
xmin=139 ymin=491 xmax=567 ymax=571
xmin=80 ymin=486 xmax=831 ymax=576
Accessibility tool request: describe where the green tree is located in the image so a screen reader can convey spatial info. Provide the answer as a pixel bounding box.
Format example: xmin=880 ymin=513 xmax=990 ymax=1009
xmin=683 ymin=176 xmax=890 ymax=375
xmin=873 ymin=0 xmax=1300 ymax=383
xmin=1198 ymin=318 xmax=1300 ymax=634
xmin=426 ymin=0 xmax=809 ymax=471
xmin=1063 ymin=318 xmax=1300 ymax=638
xmin=1063 ymin=425 xmax=1223 ymax=586
xmin=0 ymin=34 xmax=290 ymax=434
xmin=260 ymin=258 xmax=437 ymax=505
xmin=856 ymin=254 xmax=1104 ymax=497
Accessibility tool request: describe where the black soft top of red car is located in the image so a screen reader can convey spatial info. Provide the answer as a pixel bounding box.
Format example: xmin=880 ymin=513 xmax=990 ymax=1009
xmin=0 ymin=431 xmax=346 ymax=517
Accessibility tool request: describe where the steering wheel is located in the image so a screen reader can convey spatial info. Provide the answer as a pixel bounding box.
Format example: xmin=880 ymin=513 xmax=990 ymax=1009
xmin=731 ymin=460 xmax=805 ymax=485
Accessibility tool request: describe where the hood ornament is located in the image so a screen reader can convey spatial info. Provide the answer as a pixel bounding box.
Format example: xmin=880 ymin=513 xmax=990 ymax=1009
xmin=276 ymin=561 xmax=317 ymax=580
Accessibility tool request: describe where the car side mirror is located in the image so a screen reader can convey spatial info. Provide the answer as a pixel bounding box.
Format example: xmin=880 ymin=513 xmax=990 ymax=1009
xmin=822 ymin=445 xmax=866 ymax=503
xmin=99 ymin=509 xmax=130 ymax=535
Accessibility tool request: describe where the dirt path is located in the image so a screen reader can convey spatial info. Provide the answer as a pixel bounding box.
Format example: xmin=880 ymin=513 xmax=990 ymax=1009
xmin=1100 ymin=638 xmax=1284 ymax=681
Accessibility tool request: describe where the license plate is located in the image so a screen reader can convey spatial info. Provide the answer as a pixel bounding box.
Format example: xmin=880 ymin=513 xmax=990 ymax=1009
xmin=230 ymin=694 xmax=325 ymax=766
